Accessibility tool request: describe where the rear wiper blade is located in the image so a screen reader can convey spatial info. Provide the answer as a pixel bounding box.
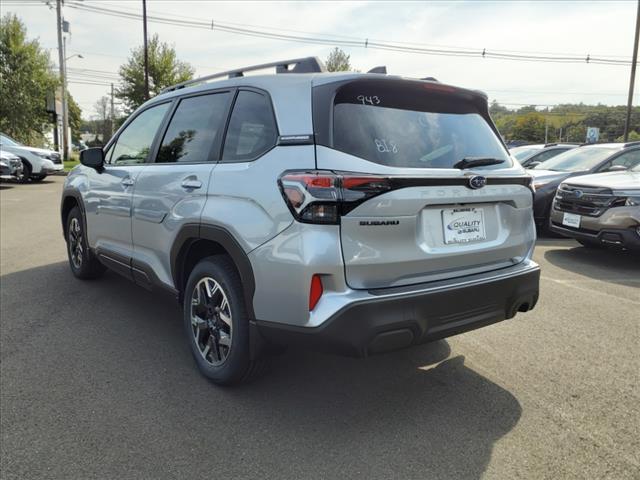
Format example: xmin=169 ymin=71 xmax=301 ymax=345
xmin=453 ymin=157 xmax=505 ymax=169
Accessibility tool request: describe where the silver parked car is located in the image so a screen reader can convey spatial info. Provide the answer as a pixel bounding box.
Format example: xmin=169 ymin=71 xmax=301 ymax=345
xmin=0 ymin=133 xmax=63 ymax=182
xmin=61 ymin=57 xmax=540 ymax=384
xmin=0 ymin=150 xmax=24 ymax=180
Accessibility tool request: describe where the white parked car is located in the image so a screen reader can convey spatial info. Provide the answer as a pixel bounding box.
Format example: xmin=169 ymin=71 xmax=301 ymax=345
xmin=0 ymin=133 xmax=64 ymax=182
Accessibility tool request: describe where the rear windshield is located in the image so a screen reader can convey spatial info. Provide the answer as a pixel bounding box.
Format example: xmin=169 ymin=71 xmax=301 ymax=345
xmin=332 ymin=81 xmax=510 ymax=169
xmin=533 ymin=147 xmax=617 ymax=172
xmin=510 ymin=146 xmax=541 ymax=161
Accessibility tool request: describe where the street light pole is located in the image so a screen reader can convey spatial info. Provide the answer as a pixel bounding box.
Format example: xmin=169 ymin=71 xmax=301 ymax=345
xmin=142 ymin=0 xmax=149 ymax=100
xmin=56 ymin=0 xmax=68 ymax=160
xmin=62 ymin=36 xmax=70 ymax=160
xmin=623 ymin=0 xmax=640 ymax=142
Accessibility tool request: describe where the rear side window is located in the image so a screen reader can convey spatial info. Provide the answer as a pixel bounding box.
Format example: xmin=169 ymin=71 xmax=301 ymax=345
xmin=110 ymin=103 xmax=170 ymax=165
xmin=332 ymin=81 xmax=510 ymax=169
xmin=156 ymin=92 xmax=230 ymax=163
xmin=222 ymin=91 xmax=277 ymax=162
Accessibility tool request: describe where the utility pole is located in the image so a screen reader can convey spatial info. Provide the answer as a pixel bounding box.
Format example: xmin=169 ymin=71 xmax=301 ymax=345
xmin=56 ymin=0 xmax=68 ymax=160
xmin=142 ymin=0 xmax=150 ymax=100
xmin=624 ymin=0 xmax=640 ymax=142
xmin=110 ymin=83 xmax=115 ymax=139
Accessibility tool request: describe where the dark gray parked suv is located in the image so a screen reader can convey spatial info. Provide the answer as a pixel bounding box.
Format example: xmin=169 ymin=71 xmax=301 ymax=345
xmin=61 ymin=57 xmax=540 ymax=384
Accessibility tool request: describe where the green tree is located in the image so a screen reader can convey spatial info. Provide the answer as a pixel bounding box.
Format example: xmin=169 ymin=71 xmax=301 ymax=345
xmin=615 ymin=130 xmax=640 ymax=142
xmin=325 ymin=47 xmax=352 ymax=72
xmin=67 ymin=94 xmax=82 ymax=143
xmin=0 ymin=14 xmax=58 ymax=145
xmin=116 ymin=34 xmax=194 ymax=113
xmin=511 ymin=112 xmax=546 ymax=142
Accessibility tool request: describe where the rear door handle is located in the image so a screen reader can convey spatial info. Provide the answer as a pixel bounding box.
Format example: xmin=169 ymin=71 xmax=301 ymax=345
xmin=121 ymin=177 xmax=135 ymax=187
xmin=181 ymin=178 xmax=202 ymax=190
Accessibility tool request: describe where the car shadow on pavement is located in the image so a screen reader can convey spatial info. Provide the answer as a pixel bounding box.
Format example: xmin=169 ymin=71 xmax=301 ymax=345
xmin=535 ymin=236 xmax=577 ymax=248
xmin=1 ymin=261 xmax=522 ymax=479
xmin=544 ymin=244 xmax=640 ymax=286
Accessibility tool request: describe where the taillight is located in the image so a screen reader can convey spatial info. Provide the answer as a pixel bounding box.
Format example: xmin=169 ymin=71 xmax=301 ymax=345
xmin=309 ymin=274 xmax=323 ymax=311
xmin=279 ymin=170 xmax=391 ymax=224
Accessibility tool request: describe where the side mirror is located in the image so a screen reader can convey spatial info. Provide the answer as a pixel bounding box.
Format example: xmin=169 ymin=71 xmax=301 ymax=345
xmin=80 ymin=147 xmax=104 ymax=170
xmin=606 ymin=165 xmax=627 ymax=172
xmin=527 ymin=161 xmax=541 ymax=169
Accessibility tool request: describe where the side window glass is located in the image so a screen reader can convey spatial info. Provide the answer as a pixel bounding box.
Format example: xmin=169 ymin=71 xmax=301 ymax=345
xmin=222 ymin=91 xmax=277 ymax=162
xmin=156 ymin=93 xmax=230 ymax=163
xmin=610 ymin=150 xmax=640 ymax=169
xmin=110 ymin=103 xmax=170 ymax=165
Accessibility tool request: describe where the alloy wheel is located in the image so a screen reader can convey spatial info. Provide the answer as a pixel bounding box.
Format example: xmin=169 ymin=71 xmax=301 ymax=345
xmin=68 ymin=217 xmax=83 ymax=269
xmin=190 ymin=277 xmax=233 ymax=366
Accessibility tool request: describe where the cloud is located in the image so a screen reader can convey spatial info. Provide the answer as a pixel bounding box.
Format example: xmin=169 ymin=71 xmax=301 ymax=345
xmin=5 ymin=0 xmax=636 ymax=117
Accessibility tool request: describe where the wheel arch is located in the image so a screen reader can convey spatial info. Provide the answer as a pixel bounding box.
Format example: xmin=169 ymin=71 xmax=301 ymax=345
xmin=171 ymin=224 xmax=256 ymax=319
xmin=60 ymin=190 xmax=86 ymax=239
xmin=15 ymin=156 xmax=33 ymax=178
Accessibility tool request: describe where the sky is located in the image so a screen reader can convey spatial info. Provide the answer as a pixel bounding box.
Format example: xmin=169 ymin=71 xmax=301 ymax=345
xmin=3 ymin=0 xmax=638 ymax=119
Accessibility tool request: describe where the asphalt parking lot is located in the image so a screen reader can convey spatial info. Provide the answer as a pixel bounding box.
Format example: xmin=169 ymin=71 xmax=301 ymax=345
xmin=1 ymin=176 xmax=639 ymax=480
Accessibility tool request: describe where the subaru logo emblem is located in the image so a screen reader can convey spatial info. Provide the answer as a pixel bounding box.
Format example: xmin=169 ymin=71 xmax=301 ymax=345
xmin=573 ymin=190 xmax=584 ymax=198
xmin=468 ymin=175 xmax=487 ymax=189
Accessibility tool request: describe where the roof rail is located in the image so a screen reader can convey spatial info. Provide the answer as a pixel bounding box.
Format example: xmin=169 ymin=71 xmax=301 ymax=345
xmin=161 ymin=56 xmax=326 ymax=93
xmin=543 ymin=142 xmax=580 ymax=147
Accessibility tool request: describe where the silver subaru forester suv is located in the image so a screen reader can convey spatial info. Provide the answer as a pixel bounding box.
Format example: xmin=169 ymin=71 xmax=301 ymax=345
xmin=61 ymin=57 xmax=540 ymax=385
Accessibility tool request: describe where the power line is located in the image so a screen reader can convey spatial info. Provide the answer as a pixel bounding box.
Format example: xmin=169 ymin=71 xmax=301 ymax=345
xmin=64 ymin=1 xmax=632 ymax=66
xmin=97 ymin=0 xmax=631 ymax=60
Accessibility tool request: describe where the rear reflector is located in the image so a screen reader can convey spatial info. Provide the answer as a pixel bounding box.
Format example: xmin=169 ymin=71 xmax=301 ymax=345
xmin=309 ymin=274 xmax=323 ymax=311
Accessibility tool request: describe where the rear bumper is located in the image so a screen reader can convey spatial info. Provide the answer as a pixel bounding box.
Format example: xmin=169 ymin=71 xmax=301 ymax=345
xmin=257 ymin=260 xmax=540 ymax=357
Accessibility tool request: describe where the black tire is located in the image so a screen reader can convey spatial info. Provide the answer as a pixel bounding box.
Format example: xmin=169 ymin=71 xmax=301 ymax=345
xmin=31 ymin=174 xmax=47 ymax=182
xmin=65 ymin=206 xmax=106 ymax=279
xmin=16 ymin=161 xmax=31 ymax=183
xmin=183 ymin=255 xmax=264 ymax=385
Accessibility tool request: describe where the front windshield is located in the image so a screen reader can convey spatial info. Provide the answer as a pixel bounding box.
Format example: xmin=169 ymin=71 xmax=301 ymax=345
xmin=0 ymin=134 xmax=21 ymax=146
xmin=510 ymin=146 xmax=540 ymax=161
xmin=533 ymin=147 xmax=617 ymax=172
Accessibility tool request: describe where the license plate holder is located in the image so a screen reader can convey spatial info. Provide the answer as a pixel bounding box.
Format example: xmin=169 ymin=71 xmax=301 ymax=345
xmin=562 ymin=212 xmax=581 ymax=228
xmin=442 ymin=207 xmax=486 ymax=245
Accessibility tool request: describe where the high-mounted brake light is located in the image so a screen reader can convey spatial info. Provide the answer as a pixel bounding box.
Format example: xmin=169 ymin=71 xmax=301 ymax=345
xmin=278 ymin=171 xmax=391 ymax=224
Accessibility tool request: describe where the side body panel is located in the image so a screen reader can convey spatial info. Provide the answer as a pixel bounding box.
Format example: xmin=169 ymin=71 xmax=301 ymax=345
xmin=202 ymin=145 xmax=314 ymax=253
xmin=83 ymin=164 xmax=144 ymax=259
xmin=131 ymin=163 xmax=216 ymax=286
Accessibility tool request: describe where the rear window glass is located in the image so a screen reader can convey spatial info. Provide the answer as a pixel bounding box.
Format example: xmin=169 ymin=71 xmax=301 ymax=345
xmin=510 ymin=146 xmax=541 ymax=161
xmin=222 ymin=91 xmax=277 ymax=162
xmin=533 ymin=147 xmax=617 ymax=172
xmin=332 ymin=81 xmax=510 ymax=169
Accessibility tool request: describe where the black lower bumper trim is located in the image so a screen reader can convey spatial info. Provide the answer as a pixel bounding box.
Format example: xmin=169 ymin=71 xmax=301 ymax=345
xmin=550 ymin=223 xmax=640 ymax=250
xmin=257 ymin=265 xmax=540 ymax=357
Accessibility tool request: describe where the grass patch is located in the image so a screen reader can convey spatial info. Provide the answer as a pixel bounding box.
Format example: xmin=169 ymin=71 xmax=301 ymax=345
xmin=64 ymin=160 xmax=79 ymax=172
